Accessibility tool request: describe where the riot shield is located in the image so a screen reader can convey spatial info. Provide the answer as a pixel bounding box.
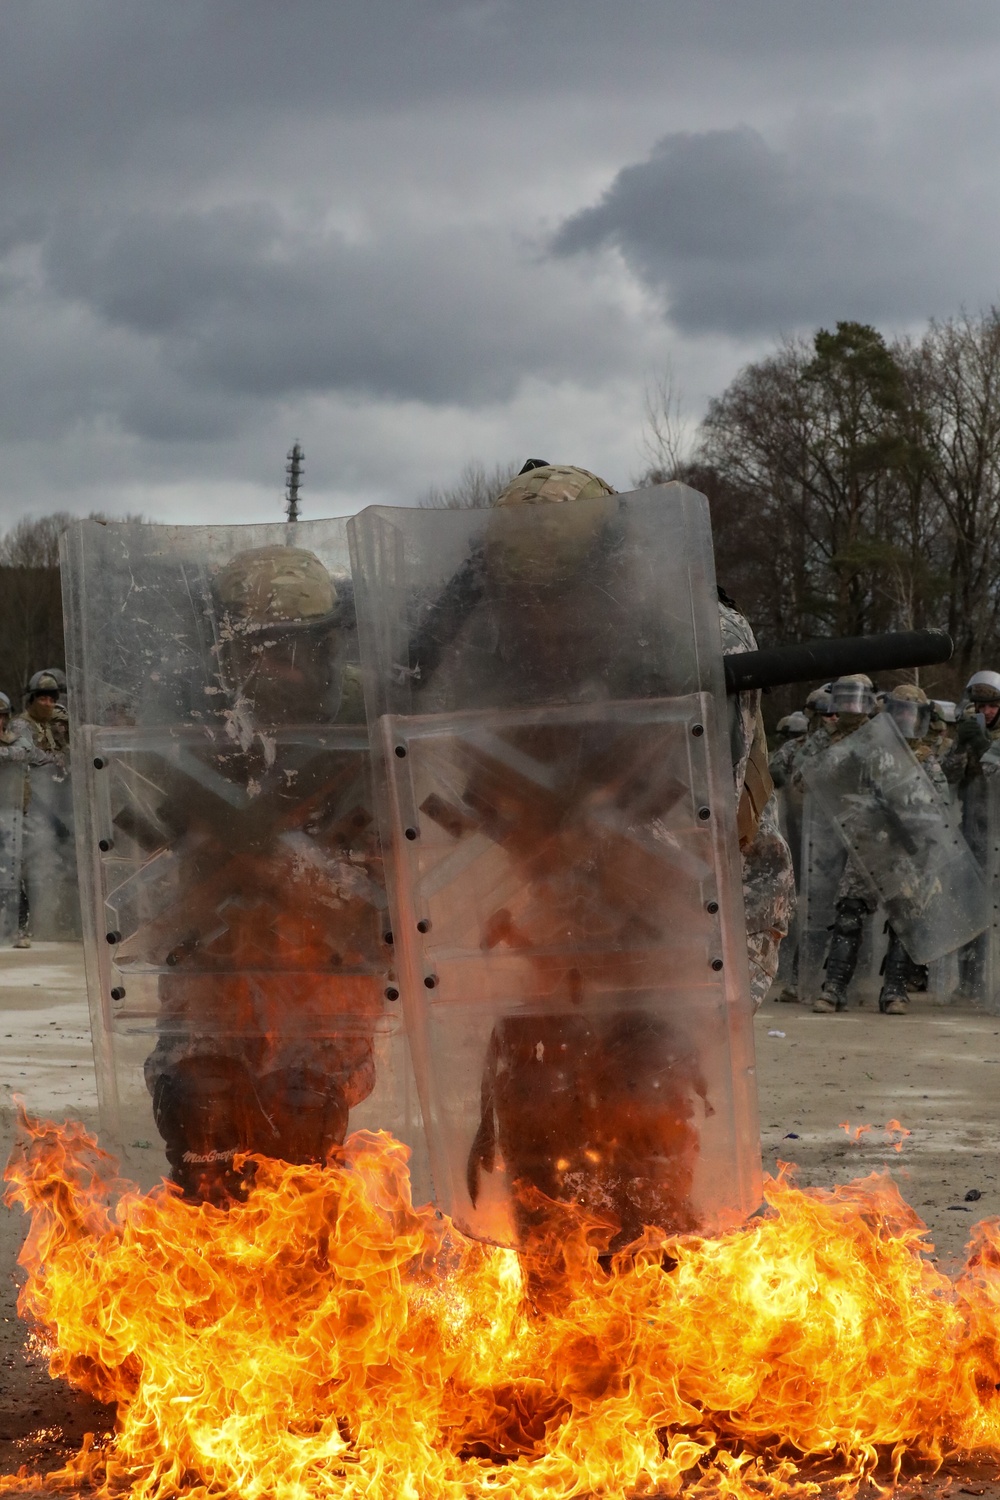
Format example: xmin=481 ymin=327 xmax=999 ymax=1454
xmin=771 ymin=784 xmax=801 ymax=993
xmin=350 ymin=481 xmax=762 ymax=1248
xmin=0 ymin=761 xmax=25 ymax=945
xmin=23 ymin=761 xmax=82 ymax=940
xmin=799 ymin=713 xmax=989 ymax=966
xmin=797 ymin=790 xmax=846 ymax=1004
xmin=61 ymin=518 xmax=426 ymax=1199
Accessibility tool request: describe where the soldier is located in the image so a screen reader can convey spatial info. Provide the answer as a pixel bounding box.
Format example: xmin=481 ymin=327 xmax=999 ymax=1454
xmin=5 ymin=679 xmax=64 ymax=949
xmin=796 ymin=674 xmax=876 ymax=1014
xmin=942 ymin=670 xmax=1000 ymax=999
xmin=806 ymin=680 xmax=948 ymax=1016
xmin=804 ymin=685 xmax=837 ymax=737
xmin=769 ymin=710 xmax=809 ymax=789
xmin=144 ymin=545 xmax=386 ymax=1202
xmin=390 ymin=463 xmax=793 ymax=1248
xmin=11 ymin=671 xmax=66 ymax=757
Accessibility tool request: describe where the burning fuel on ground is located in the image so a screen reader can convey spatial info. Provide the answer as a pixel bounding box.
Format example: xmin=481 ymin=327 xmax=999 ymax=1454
xmin=5 ymin=1109 xmax=1000 ymax=1500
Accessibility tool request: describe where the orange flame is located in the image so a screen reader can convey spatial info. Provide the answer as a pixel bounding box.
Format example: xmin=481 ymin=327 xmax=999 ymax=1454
xmin=5 ymin=1109 xmax=1000 ymax=1500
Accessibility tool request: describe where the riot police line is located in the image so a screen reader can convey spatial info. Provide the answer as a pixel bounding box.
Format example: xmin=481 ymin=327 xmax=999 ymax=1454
xmin=770 ymin=672 xmax=1000 ymax=1016
xmin=29 ymin=469 xmax=983 ymax=1255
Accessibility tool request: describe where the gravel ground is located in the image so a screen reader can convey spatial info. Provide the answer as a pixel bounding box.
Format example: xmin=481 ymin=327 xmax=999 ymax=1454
xmin=2 ymin=946 xmax=1000 ymax=1493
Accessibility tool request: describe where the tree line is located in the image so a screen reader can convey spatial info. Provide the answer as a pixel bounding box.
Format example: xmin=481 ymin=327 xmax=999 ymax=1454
xmin=0 ymin=512 xmax=143 ymax=706
xmin=644 ymin=313 xmax=1000 ymax=712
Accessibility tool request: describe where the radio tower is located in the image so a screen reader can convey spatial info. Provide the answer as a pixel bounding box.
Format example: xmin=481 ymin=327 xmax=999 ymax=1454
xmin=285 ymin=442 xmax=304 ymax=523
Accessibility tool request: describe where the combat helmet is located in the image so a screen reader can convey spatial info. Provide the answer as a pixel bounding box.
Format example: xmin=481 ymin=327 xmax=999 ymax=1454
xmin=965 ymin=670 xmax=1000 ymax=706
xmin=213 ymin=546 xmax=339 ymax=633
xmin=25 ymin=670 xmax=61 ymax=703
xmin=0 ymin=692 xmax=10 ymax=716
xmin=485 ymin=462 xmax=618 ymax=588
xmin=211 ymin=544 xmax=342 ymax=722
xmin=885 ymin=683 xmax=931 ymax=742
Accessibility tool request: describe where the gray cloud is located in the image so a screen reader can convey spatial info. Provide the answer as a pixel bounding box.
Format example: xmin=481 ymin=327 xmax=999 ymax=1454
xmin=551 ymin=126 xmax=993 ymax=336
xmin=13 ymin=203 xmax=650 ymax=436
xmin=1 ymin=2 xmax=1000 ymax=524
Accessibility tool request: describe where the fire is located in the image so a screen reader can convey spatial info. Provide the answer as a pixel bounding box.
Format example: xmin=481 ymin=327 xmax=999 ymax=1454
xmin=6 ymin=1109 xmax=1000 ymax=1500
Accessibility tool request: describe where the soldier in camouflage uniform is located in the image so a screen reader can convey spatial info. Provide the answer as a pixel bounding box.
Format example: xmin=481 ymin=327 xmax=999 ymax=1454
xmin=145 ymin=545 xmax=385 ymax=1203
xmin=769 ymin=711 xmax=808 ymax=789
xmin=11 ymin=672 xmax=67 ymax=758
xmin=942 ymin=670 xmax=1000 ymax=999
xmin=801 ymin=679 xmax=946 ymax=1016
xmin=430 ymin=463 xmax=795 ymax=1247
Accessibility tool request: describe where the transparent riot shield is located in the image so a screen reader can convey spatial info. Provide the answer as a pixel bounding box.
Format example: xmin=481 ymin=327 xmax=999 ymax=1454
xmin=797 ymin=790 xmax=846 ymax=1005
xmin=350 ymin=481 xmax=762 ymax=1248
xmin=0 ymin=761 xmax=25 ymax=945
xmin=978 ymin=770 xmax=1000 ymax=1013
xmin=799 ymin=713 xmax=989 ymax=966
xmin=23 ymin=761 xmax=82 ymax=940
xmin=61 ymin=518 xmax=426 ymax=1200
xmin=771 ymin=785 xmax=800 ymax=993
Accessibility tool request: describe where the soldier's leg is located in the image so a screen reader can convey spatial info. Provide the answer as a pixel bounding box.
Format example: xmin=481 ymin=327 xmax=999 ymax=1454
xmin=879 ymin=926 xmax=918 ymax=1016
xmin=815 ymin=897 xmax=869 ymax=1013
xmin=151 ymin=1052 xmax=271 ymax=1203
xmin=13 ymin=879 xmax=30 ymax=948
xmin=253 ymin=1036 xmax=375 ymax=1166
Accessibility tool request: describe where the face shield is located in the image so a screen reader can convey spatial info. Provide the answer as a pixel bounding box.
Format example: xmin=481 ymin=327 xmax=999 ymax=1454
xmin=886 ymin=696 xmax=931 ymax=741
xmin=831 ymin=679 xmax=875 ymax=717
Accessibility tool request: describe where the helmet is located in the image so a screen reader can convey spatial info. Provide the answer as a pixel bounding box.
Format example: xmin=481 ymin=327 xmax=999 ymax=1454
xmin=213 ymin=546 xmax=338 ymax=629
xmin=494 ymin=464 xmax=616 ymax=509
xmin=40 ymin=668 xmax=66 ymax=691
xmin=486 ymin=464 xmax=617 ymax=588
xmin=784 ymin=710 xmax=808 ymax=735
xmin=211 ymin=546 xmax=342 ymax=723
xmin=885 ymin=684 xmax=931 ymax=741
xmin=25 ymin=670 xmax=61 ymax=701
xmin=831 ymin=674 xmax=875 ymax=717
xmin=931 ymin=699 xmax=957 ymax=724
xmin=0 ymin=693 xmax=10 ymax=716
xmin=806 ymin=687 xmax=835 ymax=718
xmin=965 ymin=670 xmax=1000 ymax=705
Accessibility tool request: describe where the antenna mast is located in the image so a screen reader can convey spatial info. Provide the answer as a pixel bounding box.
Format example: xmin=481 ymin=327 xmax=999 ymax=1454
xmin=285 ymin=442 xmax=304 ymax=523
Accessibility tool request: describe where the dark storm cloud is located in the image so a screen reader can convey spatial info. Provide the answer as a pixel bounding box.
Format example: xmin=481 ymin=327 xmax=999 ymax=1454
xmin=551 ymin=127 xmax=983 ymax=336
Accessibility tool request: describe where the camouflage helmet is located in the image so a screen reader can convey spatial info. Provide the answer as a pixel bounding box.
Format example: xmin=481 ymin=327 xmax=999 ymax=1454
xmin=494 ymin=464 xmax=616 ymax=509
xmin=213 ymin=546 xmax=338 ymax=631
xmin=486 ymin=463 xmax=617 ymax=588
xmin=40 ymin=667 xmax=67 ymax=691
xmin=831 ymin=673 xmax=875 ymax=717
xmin=966 ymin=669 xmax=1000 ymax=706
xmin=783 ymin=710 xmax=809 ymax=735
xmin=26 ymin=669 xmax=61 ymax=701
xmin=806 ymin=685 xmax=835 ymax=712
xmin=0 ymin=692 xmax=10 ymax=715
xmin=886 ymin=683 xmax=931 ymax=741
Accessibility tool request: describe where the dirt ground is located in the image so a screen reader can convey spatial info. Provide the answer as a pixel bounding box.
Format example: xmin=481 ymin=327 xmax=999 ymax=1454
xmin=2 ymin=944 xmax=1000 ymax=1492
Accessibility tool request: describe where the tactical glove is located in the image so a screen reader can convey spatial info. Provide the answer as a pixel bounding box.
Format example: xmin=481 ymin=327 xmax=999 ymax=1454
xmin=957 ymin=714 xmax=991 ymax=758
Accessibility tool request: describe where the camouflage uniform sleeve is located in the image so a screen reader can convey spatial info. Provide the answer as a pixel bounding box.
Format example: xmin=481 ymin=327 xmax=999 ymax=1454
xmin=718 ymin=600 xmax=796 ymax=1011
xmin=741 ymin=795 xmax=797 ymax=1009
xmin=941 ymin=734 xmax=972 ymax=785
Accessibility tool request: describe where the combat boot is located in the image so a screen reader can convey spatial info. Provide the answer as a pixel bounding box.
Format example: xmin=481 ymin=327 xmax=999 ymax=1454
xmin=814 ymin=898 xmax=866 ymax=1014
xmin=879 ymin=927 xmax=912 ymax=1016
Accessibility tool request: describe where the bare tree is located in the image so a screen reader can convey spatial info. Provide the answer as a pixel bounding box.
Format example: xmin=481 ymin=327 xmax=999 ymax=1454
xmin=418 ymin=459 xmax=519 ymax=509
xmin=636 ymin=364 xmax=692 ymax=484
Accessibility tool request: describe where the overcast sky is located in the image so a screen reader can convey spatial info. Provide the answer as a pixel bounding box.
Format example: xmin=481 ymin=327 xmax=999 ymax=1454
xmin=3 ymin=1 xmax=1000 ymax=528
